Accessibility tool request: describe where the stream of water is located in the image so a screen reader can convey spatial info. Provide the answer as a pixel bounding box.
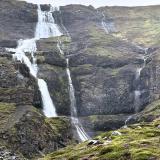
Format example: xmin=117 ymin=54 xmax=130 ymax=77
xmin=134 ymin=48 xmax=148 ymax=112
xmin=57 ymin=39 xmax=90 ymax=141
xmin=6 ymin=4 xmax=63 ymax=117
xmin=101 ymin=13 xmax=116 ymax=34
xmin=66 ymin=59 xmax=90 ymax=142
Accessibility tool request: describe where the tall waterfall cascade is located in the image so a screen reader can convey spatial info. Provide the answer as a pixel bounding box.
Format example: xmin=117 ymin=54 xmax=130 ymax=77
xmin=57 ymin=41 xmax=90 ymax=142
xmin=66 ymin=59 xmax=90 ymax=142
xmin=134 ymin=48 xmax=149 ymax=112
xmin=35 ymin=4 xmax=61 ymax=39
xmin=7 ymin=2 xmax=89 ymax=140
xmin=6 ymin=4 xmax=63 ymax=117
xmin=124 ymin=48 xmax=149 ymax=127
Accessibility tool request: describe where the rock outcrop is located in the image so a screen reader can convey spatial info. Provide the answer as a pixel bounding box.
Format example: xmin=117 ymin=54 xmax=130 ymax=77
xmin=0 ymin=1 xmax=73 ymax=159
xmin=1 ymin=0 xmax=160 ymax=159
xmin=0 ymin=146 xmax=26 ymax=160
xmin=41 ymin=118 xmax=160 ymax=160
xmin=36 ymin=36 xmax=71 ymax=115
xmin=58 ymin=5 xmax=160 ymax=127
xmin=0 ymin=102 xmax=73 ymax=159
xmin=57 ymin=5 xmax=160 ymax=117
xmin=0 ymin=0 xmax=37 ymax=41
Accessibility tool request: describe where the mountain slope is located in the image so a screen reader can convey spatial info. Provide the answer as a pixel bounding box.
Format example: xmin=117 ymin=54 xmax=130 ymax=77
xmin=42 ymin=117 xmax=160 ymax=160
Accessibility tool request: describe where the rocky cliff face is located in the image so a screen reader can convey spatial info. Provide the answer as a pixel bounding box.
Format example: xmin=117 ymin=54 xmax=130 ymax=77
xmin=0 ymin=0 xmax=37 ymax=41
xmin=57 ymin=5 xmax=160 ymax=134
xmin=0 ymin=1 xmax=73 ymax=159
xmin=36 ymin=37 xmax=71 ymax=116
xmin=0 ymin=0 xmax=160 ymax=159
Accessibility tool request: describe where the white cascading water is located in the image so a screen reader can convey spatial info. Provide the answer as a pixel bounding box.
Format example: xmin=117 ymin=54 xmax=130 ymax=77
xmin=35 ymin=4 xmax=61 ymax=117
xmin=35 ymin=4 xmax=61 ymax=39
xmin=123 ymin=47 xmax=149 ymax=125
xmin=7 ymin=38 xmax=38 ymax=78
xmin=102 ymin=13 xmax=109 ymax=34
xmin=134 ymin=48 xmax=148 ymax=112
xmin=6 ymin=4 xmax=63 ymax=117
xmin=57 ymin=41 xmax=89 ymax=141
xmin=38 ymin=79 xmax=57 ymax=117
xmin=66 ymin=58 xmax=90 ymax=142
xmin=124 ymin=115 xmax=133 ymax=127
xmin=101 ymin=13 xmax=116 ymax=34
xmin=134 ymin=90 xmax=141 ymax=112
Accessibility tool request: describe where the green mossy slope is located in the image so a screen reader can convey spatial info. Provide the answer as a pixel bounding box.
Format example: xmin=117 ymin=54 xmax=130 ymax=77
xmin=42 ymin=118 xmax=160 ymax=160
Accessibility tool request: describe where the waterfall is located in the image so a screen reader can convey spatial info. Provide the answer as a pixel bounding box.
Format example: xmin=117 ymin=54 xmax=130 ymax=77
xmin=35 ymin=4 xmax=62 ymax=117
xmin=66 ymin=59 xmax=90 ymax=142
xmin=35 ymin=4 xmax=62 ymax=39
xmin=134 ymin=90 xmax=141 ymax=112
xmin=101 ymin=12 xmax=116 ymax=34
xmin=7 ymin=1 xmax=89 ymax=140
xmin=124 ymin=48 xmax=149 ymax=125
xmin=12 ymin=39 xmax=38 ymax=77
xmin=57 ymin=40 xmax=90 ymax=141
xmin=134 ymin=48 xmax=148 ymax=112
xmin=6 ymin=4 xmax=62 ymax=117
xmin=38 ymin=79 xmax=57 ymax=117
xmin=124 ymin=115 xmax=133 ymax=128
xmin=102 ymin=13 xmax=109 ymax=34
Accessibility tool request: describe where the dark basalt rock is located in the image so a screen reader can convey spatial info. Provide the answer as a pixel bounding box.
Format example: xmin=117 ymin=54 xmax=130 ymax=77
xmin=58 ymin=5 xmax=160 ymax=119
xmin=0 ymin=104 xmax=73 ymax=159
xmin=0 ymin=0 xmax=37 ymax=41
xmin=80 ymin=114 xmax=129 ymax=137
xmin=0 ymin=51 xmax=41 ymax=108
xmin=36 ymin=37 xmax=71 ymax=116
xmin=37 ymin=51 xmax=66 ymax=67
xmin=0 ymin=40 xmax=17 ymax=48
xmin=40 ymin=4 xmax=50 ymax=11
xmin=1 ymin=1 xmax=160 ymax=158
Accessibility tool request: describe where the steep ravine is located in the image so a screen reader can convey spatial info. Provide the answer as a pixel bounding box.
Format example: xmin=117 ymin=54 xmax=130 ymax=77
xmin=0 ymin=0 xmax=160 ymax=159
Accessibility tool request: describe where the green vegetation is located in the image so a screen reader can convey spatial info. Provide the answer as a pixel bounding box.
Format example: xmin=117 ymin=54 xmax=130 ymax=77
xmin=45 ymin=117 xmax=71 ymax=136
xmin=37 ymin=35 xmax=71 ymax=53
xmin=101 ymin=6 xmax=160 ymax=46
xmin=42 ymin=118 xmax=160 ymax=160
xmin=86 ymin=23 xmax=131 ymax=60
xmin=45 ymin=35 xmax=71 ymax=44
xmin=0 ymin=102 xmax=16 ymax=130
xmin=136 ymin=100 xmax=160 ymax=122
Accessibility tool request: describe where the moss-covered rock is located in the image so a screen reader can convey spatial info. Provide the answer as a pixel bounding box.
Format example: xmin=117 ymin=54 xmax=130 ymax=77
xmin=0 ymin=103 xmax=74 ymax=159
xmin=37 ymin=36 xmax=71 ymax=116
xmin=128 ymin=100 xmax=160 ymax=124
xmin=42 ymin=118 xmax=160 ymax=160
xmin=0 ymin=102 xmax=16 ymax=130
xmin=45 ymin=117 xmax=74 ymax=146
xmin=100 ymin=6 xmax=160 ymax=47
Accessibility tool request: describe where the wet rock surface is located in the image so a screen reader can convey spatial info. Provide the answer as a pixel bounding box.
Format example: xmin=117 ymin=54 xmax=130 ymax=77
xmin=36 ymin=37 xmax=71 ymax=115
xmin=0 ymin=51 xmax=41 ymax=107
